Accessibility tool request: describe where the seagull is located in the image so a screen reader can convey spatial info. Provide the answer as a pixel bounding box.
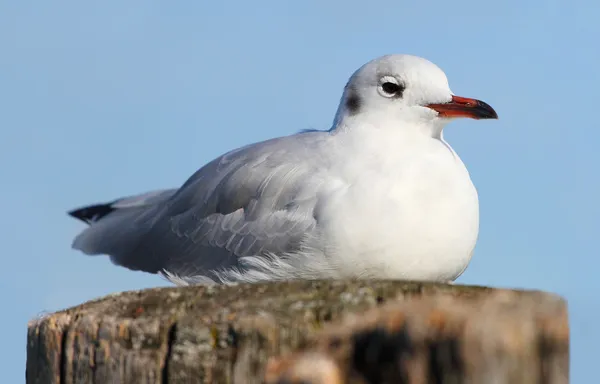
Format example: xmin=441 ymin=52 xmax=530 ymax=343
xmin=68 ymin=54 xmax=497 ymax=286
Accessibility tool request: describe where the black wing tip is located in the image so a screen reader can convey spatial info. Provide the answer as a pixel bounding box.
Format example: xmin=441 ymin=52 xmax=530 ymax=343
xmin=68 ymin=203 xmax=116 ymax=224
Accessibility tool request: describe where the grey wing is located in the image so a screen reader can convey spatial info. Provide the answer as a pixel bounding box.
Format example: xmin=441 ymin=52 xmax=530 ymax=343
xmin=125 ymin=132 xmax=328 ymax=278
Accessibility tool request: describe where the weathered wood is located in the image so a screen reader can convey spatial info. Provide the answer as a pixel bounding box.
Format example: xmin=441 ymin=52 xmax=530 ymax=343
xmin=26 ymin=280 xmax=569 ymax=383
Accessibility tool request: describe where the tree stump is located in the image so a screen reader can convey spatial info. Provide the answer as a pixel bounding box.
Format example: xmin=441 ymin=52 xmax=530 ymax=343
xmin=26 ymin=280 xmax=569 ymax=383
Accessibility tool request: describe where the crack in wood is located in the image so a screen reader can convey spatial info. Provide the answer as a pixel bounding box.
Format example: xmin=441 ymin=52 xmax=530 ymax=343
xmin=161 ymin=322 xmax=177 ymax=384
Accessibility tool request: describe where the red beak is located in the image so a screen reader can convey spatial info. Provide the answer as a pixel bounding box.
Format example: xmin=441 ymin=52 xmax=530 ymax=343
xmin=427 ymin=95 xmax=498 ymax=120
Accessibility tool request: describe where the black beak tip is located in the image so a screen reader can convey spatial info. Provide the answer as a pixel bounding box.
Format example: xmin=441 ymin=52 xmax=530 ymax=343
xmin=476 ymin=100 xmax=498 ymax=119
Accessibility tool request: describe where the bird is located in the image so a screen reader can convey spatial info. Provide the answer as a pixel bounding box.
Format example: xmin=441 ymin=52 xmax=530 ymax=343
xmin=68 ymin=54 xmax=498 ymax=286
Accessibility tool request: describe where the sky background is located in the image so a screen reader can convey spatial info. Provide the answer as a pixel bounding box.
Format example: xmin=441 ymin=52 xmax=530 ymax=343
xmin=1 ymin=1 xmax=597 ymax=382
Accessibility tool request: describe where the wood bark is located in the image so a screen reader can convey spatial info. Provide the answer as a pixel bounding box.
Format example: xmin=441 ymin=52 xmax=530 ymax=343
xmin=26 ymin=280 xmax=569 ymax=383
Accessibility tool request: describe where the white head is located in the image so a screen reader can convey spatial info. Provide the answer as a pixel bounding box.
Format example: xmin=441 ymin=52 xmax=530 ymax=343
xmin=332 ymin=54 xmax=497 ymax=134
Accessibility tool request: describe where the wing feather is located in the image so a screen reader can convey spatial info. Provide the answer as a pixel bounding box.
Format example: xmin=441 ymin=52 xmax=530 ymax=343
xmin=127 ymin=131 xmax=330 ymax=277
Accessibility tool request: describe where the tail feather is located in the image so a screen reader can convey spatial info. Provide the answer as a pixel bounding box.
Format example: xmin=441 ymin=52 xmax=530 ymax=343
xmin=68 ymin=189 xmax=178 ymax=273
xmin=68 ymin=202 xmax=118 ymax=224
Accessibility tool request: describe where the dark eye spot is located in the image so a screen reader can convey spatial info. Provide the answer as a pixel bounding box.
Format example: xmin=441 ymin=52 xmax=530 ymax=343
xmin=345 ymin=90 xmax=361 ymax=115
xmin=381 ymin=82 xmax=403 ymax=95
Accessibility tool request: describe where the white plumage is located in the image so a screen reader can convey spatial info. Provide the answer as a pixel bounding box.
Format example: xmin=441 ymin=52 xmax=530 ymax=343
xmin=68 ymin=54 xmax=497 ymax=285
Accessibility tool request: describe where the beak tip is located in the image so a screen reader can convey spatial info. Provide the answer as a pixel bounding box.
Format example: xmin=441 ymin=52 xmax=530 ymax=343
xmin=475 ymin=100 xmax=498 ymax=120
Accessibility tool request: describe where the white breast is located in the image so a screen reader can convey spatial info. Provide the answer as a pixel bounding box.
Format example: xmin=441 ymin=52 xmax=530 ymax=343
xmin=313 ymin=130 xmax=479 ymax=282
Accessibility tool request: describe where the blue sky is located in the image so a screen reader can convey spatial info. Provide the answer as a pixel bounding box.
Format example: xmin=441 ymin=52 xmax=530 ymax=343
xmin=1 ymin=1 xmax=596 ymax=382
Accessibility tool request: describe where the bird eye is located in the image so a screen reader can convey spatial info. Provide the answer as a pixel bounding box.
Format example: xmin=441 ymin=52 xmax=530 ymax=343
xmin=382 ymin=82 xmax=401 ymax=94
xmin=378 ymin=76 xmax=404 ymax=98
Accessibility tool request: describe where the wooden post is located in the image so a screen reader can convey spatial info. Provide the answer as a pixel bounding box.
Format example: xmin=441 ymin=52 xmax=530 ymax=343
xmin=26 ymin=280 xmax=569 ymax=383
